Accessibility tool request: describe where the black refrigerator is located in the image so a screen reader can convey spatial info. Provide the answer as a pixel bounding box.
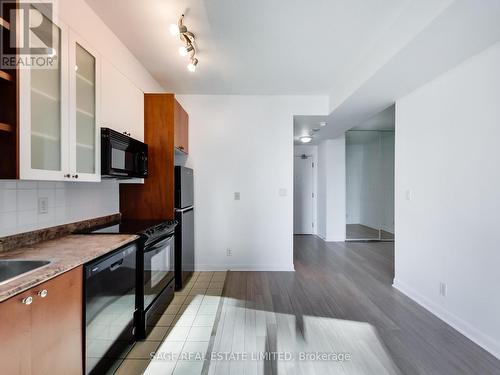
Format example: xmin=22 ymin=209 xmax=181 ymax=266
xmin=174 ymin=166 xmax=194 ymax=289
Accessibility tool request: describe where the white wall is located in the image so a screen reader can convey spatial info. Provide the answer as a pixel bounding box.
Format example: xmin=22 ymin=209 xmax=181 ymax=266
xmin=394 ymin=41 xmax=500 ymax=359
xmin=293 ymin=145 xmax=318 ymax=235
xmin=0 ymin=180 xmax=118 ymax=236
xmin=176 ymin=95 xmax=328 ymax=271
xmin=317 ymin=137 xmax=346 ymax=241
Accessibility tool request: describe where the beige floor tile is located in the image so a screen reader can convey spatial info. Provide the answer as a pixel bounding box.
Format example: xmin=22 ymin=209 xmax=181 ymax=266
xmin=197 ymin=304 xmax=219 ymax=315
xmin=193 ymin=281 xmax=210 ymax=288
xmin=172 ymin=360 xmax=204 ymax=375
xmin=143 ymin=360 xmax=177 ymax=375
xmin=196 ymin=273 xmax=212 ymax=281
xmin=182 ymin=294 xmax=204 ymax=306
xmin=127 ymin=341 xmax=160 ymax=360
xmin=201 ymin=295 xmax=221 ymax=305
xmin=164 ymin=325 xmax=191 ymax=342
xmin=180 ymin=341 xmax=209 ymax=361
xmin=145 ymin=326 xmax=170 ymax=341
xmin=153 ymin=314 xmax=176 ymax=327
xmin=189 ymin=287 xmax=207 ymax=295
xmin=205 ymin=288 xmax=223 ymax=296
xmin=165 ymin=304 xmax=182 ymax=315
xmin=208 ymin=281 xmax=225 ymax=289
xmin=114 ymin=359 xmax=150 ymax=375
xmin=178 ymin=303 xmax=201 ymax=315
xmin=187 ymin=326 xmax=213 ymax=341
xmin=192 ymin=314 xmax=216 ymax=327
xmin=174 ymin=288 xmax=191 ymax=296
xmin=172 ymin=313 xmax=196 ymax=327
xmin=172 ymin=295 xmax=187 ymax=305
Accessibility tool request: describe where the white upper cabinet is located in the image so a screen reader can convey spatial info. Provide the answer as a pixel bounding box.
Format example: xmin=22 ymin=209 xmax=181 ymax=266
xmin=19 ymin=15 xmax=69 ymax=181
xmin=19 ymin=14 xmax=101 ymax=182
xmin=101 ymin=60 xmax=144 ymax=141
xmin=69 ymin=31 xmax=101 ymax=182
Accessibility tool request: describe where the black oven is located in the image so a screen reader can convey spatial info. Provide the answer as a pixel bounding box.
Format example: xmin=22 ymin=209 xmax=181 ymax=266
xmin=101 ymin=127 xmax=148 ymax=178
xmin=136 ymin=223 xmax=176 ymax=339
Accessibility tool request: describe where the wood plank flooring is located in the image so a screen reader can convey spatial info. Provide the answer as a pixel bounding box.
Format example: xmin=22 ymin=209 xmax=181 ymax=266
xmin=204 ymin=235 xmax=500 ymax=375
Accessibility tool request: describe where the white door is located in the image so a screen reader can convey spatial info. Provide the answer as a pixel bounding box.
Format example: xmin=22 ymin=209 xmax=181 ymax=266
xmin=294 ymin=155 xmax=315 ymax=234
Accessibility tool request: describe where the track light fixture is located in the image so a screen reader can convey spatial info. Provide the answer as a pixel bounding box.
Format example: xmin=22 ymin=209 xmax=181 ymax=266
xmin=170 ymin=14 xmax=199 ymax=72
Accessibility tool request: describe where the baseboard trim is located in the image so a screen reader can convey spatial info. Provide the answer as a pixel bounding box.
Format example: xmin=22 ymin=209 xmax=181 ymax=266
xmin=393 ymin=279 xmax=500 ymax=360
xmin=195 ymin=264 xmax=296 ymax=272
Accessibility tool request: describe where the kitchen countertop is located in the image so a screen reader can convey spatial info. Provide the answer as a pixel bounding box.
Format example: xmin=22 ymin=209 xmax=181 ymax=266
xmin=0 ymin=234 xmax=139 ymax=303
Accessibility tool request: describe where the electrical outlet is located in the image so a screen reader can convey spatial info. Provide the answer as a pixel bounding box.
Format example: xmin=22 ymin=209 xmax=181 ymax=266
xmin=38 ymin=197 xmax=48 ymax=214
xmin=405 ymin=189 xmax=412 ymax=201
xmin=278 ymin=188 xmax=287 ymax=197
xmin=226 ymin=248 xmax=232 ymax=257
xmin=439 ymin=282 xmax=447 ymax=297
xmin=234 ymin=192 xmax=240 ymax=201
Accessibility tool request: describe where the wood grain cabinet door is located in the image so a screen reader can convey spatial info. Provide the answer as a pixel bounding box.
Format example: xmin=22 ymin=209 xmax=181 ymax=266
xmin=0 ymin=290 xmax=33 ymax=375
xmin=31 ymin=266 xmax=83 ymax=375
xmin=174 ymin=99 xmax=189 ymax=154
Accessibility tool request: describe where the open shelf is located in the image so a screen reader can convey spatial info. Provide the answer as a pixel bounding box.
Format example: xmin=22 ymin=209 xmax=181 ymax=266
xmin=0 ymin=70 xmax=13 ymax=82
xmin=0 ymin=17 xmax=10 ymax=30
xmin=0 ymin=122 xmax=14 ymax=133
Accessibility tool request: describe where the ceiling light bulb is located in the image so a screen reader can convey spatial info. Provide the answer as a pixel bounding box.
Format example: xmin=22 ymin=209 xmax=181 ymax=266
xmin=169 ymin=24 xmax=180 ymax=36
xmin=187 ymin=58 xmax=198 ymax=72
xmin=179 ymin=44 xmax=193 ymax=57
xmin=299 ymin=136 xmax=313 ymax=143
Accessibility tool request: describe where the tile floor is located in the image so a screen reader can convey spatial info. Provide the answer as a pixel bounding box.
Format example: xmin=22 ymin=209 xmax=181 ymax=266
xmin=114 ymin=271 xmax=226 ymax=375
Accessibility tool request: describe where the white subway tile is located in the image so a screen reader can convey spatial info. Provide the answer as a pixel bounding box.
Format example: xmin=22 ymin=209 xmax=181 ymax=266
xmin=16 ymin=181 xmax=37 ymax=190
xmin=0 ymin=190 xmax=17 ymax=212
xmin=17 ymin=190 xmax=38 ymax=211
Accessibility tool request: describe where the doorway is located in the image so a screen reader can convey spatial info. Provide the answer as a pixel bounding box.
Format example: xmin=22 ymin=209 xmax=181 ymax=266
xmin=294 ymin=152 xmax=315 ymax=234
xmin=345 ymin=130 xmax=395 ymax=241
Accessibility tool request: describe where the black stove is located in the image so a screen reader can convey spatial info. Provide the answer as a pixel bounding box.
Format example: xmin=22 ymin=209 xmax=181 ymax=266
xmin=87 ymin=219 xmax=177 ymax=246
xmin=82 ymin=218 xmax=178 ymax=340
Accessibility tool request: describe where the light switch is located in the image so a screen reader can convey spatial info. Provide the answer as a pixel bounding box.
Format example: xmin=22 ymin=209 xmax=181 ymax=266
xmin=38 ymin=197 xmax=48 ymax=214
xmin=279 ymin=188 xmax=287 ymax=197
xmin=405 ymin=189 xmax=412 ymax=201
xmin=234 ymin=192 xmax=240 ymax=201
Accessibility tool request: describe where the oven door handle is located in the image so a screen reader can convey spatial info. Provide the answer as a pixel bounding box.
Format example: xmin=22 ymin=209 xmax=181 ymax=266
xmin=144 ymin=236 xmax=174 ymax=253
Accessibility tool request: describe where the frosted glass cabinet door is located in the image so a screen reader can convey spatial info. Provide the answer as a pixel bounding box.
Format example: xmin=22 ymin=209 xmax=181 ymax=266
xmin=19 ymin=13 xmax=69 ymax=181
xmin=69 ymin=33 xmax=101 ymax=181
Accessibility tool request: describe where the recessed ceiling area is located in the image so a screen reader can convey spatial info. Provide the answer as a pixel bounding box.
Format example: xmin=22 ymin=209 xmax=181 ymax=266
xmin=85 ymin=0 xmax=416 ymax=95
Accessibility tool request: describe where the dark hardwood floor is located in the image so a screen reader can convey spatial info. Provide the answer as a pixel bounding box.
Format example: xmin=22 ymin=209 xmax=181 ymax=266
xmin=205 ymin=235 xmax=500 ymax=375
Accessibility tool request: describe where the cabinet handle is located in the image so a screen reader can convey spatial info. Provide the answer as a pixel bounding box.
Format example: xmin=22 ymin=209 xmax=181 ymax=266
xmin=72 ymin=174 xmax=79 ymax=179
xmin=179 ymin=146 xmax=184 ymax=150
xmin=64 ymin=174 xmax=70 ymax=178
xmin=37 ymin=289 xmax=48 ymax=298
xmin=22 ymin=296 xmax=33 ymax=305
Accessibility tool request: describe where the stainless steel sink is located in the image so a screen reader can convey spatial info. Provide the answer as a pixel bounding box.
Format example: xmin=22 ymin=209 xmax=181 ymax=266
xmin=0 ymin=260 xmax=51 ymax=284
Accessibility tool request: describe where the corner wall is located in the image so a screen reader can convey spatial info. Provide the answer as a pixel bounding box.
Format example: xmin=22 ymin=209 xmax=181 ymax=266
xmin=394 ymin=41 xmax=500 ymax=358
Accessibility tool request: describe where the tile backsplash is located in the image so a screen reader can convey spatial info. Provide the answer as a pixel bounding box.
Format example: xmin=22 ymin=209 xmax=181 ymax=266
xmin=0 ymin=180 xmax=119 ymax=237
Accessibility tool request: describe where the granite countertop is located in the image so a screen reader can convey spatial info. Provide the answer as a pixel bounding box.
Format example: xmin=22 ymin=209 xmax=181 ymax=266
xmin=0 ymin=234 xmax=139 ymax=303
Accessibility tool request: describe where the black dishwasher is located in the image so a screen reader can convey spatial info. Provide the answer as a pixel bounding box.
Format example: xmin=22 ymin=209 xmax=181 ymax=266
xmin=84 ymin=241 xmax=138 ymax=375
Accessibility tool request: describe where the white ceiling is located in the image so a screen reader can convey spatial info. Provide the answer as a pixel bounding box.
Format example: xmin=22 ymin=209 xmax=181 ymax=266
xmin=85 ymin=0 xmax=414 ymax=94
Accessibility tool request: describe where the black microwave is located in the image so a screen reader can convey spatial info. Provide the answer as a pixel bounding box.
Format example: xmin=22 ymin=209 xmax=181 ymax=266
xmin=101 ymin=128 xmax=148 ymax=178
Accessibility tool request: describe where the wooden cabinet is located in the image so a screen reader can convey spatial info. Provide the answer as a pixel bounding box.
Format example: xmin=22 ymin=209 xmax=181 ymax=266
xmin=120 ymin=94 xmax=176 ymax=220
xmin=0 ymin=267 xmax=83 ymax=375
xmin=174 ymin=99 xmax=189 ymax=154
